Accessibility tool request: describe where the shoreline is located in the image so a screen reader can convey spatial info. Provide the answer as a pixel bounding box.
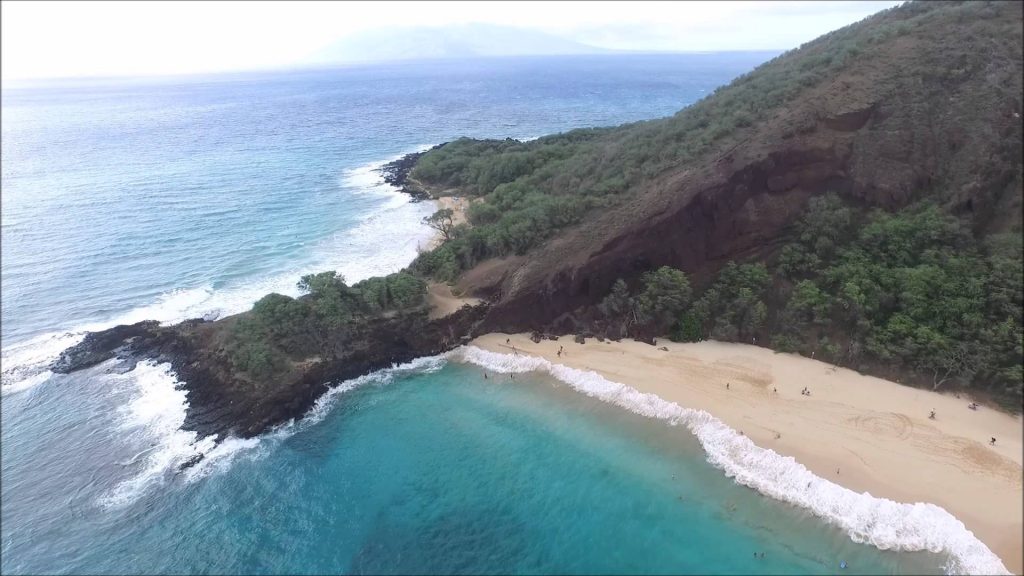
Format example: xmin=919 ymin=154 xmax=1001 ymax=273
xmin=463 ymin=333 xmax=1023 ymax=574
xmin=421 ymin=195 xmax=469 ymax=252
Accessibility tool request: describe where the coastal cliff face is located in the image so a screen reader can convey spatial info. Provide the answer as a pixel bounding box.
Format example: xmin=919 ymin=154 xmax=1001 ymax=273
xmin=456 ymin=1 xmax=1022 ymax=333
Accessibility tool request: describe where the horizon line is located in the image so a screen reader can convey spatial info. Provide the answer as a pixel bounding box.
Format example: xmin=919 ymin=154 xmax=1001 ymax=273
xmin=1 ymin=49 xmax=786 ymax=87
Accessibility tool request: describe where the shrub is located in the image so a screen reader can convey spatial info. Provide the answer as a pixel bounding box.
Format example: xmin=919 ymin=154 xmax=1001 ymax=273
xmin=636 ymin=267 xmax=692 ymax=332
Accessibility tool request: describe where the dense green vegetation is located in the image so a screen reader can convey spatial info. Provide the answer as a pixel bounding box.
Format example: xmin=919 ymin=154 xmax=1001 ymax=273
xmin=597 ymin=196 xmax=1022 ymax=405
xmin=410 ymin=1 xmax=1013 ymax=281
xmin=228 ymin=271 xmax=427 ymax=380
xmin=769 ymin=195 xmax=1022 ymax=400
xmin=227 ymin=1 xmax=1021 ymax=406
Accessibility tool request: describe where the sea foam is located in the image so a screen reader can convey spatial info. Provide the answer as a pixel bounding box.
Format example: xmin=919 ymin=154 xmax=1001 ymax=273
xmin=301 ymin=354 xmax=448 ymax=428
xmin=6 ymin=145 xmax=442 ymax=509
xmin=0 ymin=146 xmax=438 ymax=397
xmin=98 ymin=361 xmax=260 ymax=508
xmin=451 ymin=345 xmax=1009 ymax=576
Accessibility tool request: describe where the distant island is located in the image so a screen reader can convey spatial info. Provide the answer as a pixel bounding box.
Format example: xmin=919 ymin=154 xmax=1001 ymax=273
xmin=304 ymin=23 xmax=614 ymax=66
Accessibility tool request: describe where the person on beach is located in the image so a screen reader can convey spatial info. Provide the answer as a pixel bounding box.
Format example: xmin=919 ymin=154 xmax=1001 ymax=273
xmin=990 ymin=437 xmax=996 ymax=445
xmin=726 ymin=382 xmax=730 ymax=390
xmin=929 ymin=409 xmax=936 ymax=419
xmin=506 ymin=338 xmax=510 ymax=344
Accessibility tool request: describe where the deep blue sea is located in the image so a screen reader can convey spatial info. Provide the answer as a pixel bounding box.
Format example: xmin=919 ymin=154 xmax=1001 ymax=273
xmin=1 ymin=54 xmax=953 ymax=574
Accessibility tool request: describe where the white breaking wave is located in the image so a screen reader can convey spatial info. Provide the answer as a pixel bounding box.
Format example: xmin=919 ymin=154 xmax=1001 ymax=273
xmin=6 ymin=143 xmax=443 ymax=511
xmin=98 ymin=361 xmax=261 ymax=508
xmin=298 ymin=354 xmax=449 ymax=429
xmin=339 ymin=143 xmax=434 ymax=196
xmin=1 ymin=145 xmax=439 ymax=397
xmin=451 ymin=345 xmax=1009 ymax=576
xmin=131 ymin=355 xmax=450 ymax=498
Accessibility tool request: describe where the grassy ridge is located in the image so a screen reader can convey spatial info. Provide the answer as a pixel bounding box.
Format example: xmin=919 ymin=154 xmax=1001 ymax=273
xmin=407 ymin=1 xmax=1022 ymax=405
xmin=411 ymin=1 xmax=1021 ymax=281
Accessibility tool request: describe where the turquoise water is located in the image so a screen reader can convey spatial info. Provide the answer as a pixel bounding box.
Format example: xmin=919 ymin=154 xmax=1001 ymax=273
xmin=1 ymin=54 xmax=957 ymax=574
xmin=0 ymin=360 xmax=944 ymax=574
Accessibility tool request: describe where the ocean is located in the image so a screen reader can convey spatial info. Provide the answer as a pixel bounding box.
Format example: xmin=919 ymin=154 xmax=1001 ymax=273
xmin=0 ymin=54 xmax=958 ymax=574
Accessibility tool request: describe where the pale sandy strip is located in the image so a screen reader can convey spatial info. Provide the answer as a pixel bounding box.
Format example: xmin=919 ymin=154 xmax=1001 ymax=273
xmin=420 ymin=196 xmax=469 ymax=252
xmin=467 ymin=333 xmax=1023 ymax=574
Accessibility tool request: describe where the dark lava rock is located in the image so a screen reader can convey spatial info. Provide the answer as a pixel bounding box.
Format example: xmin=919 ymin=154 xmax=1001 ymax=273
xmin=52 ymin=300 xmax=490 ymax=441
xmin=177 ymin=453 xmax=205 ymax=473
xmin=52 ymin=321 xmax=162 ymax=373
xmin=379 ymin=143 xmax=447 ymax=201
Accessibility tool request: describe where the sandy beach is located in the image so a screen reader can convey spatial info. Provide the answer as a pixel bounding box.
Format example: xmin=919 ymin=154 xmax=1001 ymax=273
xmin=421 ymin=196 xmax=482 ymax=319
xmin=468 ymin=333 xmax=1024 ymax=574
xmin=420 ymin=196 xmax=470 ymax=252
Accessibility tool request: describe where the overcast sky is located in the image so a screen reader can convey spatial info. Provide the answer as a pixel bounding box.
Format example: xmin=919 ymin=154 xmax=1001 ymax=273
xmin=1 ymin=0 xmax=902 ymax=81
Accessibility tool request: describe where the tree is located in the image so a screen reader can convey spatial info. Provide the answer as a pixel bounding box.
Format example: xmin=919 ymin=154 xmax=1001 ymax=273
xmin=777 ymin=243 xmax=821 ymax=278
xmin=298 ymin=271 xmax=346 ymax=296
xmin=249 ymin=293 xmax=312 ymax=351
xmin=352 ymin=272 xmax=427 ymax=312
xmin=423 ymin=208 xmax=456 ymax=242
xmin=599 ymin=279 xmax=633 ymax=324
xmin=637 ymin=266 xmax=692 ymax=331
xmin=784 ymin=280 xmax=831 ymax=326
xmin=298 ymin=271 xmax=353 ymax=331
xmin=797 ymin=193 xmax=854 ymax=260
xmin=931 ymin=342 xmax=980 ymax=390
xmin=671 ymin=312 xmax=703 ymax=342
xmin=385 ymin=272 xmax=427 ymax=309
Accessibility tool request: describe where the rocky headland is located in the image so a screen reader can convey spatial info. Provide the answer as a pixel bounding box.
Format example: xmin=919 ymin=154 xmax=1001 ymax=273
xmin=52 ymin=0 xmax=1022 ymax=446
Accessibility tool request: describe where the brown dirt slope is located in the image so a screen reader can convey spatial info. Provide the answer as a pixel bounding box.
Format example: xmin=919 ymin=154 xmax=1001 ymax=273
xmin=462 ymin=1 xmax=1022 ymax=333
